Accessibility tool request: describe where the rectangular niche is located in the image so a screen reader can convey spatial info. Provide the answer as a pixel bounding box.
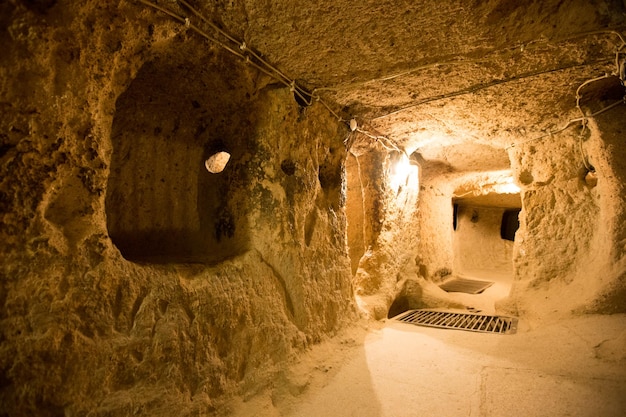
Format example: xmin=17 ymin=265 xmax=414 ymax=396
xmin=105 ymin=56 xmax=253 ymax=264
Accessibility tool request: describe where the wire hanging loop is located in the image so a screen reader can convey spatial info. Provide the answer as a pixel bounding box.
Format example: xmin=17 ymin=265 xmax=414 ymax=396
xmin=578 ymin=123 xmax=593 ymax=172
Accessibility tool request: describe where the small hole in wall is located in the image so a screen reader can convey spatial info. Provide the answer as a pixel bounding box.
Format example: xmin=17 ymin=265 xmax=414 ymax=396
xmin=281 ymin=159 xmax=296 ymax=176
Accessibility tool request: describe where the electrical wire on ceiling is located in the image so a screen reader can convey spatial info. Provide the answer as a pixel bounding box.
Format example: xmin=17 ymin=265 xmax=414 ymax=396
xmin=369 ymin=31 xmax=625 ymax=121
xmin=507 ymin=34 xmax=626 ymax=155
xmin=370 ymin=59 xmax=612 ymax=121
xmin=356 ymin=124 xmax=403 ymax=154
xmin=315 ymin=29 xmax=626 ymax=95
xmin=504 ymin=98 xmax=625 ymax=151
xmin=343 ymin=117 xmax=404 ymax=155
xmin=138 ymin=0 xmax=624 ymax=160
xmin=138 ymin=0 xmax=314 ymax=105
xmin=365 ymin=30 xmax=626 ymax=161
xmin=137 ymin=1 xmax=320 ymax=115
xmin=137 ymin=0 xmax=396 ymax=150
xmin=573 ymin=37 xmax=626 ymax=171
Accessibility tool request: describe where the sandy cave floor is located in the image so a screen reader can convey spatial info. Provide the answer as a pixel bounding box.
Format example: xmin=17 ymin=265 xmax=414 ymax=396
xmin=231 ymin=313 xmax=626 ymax=417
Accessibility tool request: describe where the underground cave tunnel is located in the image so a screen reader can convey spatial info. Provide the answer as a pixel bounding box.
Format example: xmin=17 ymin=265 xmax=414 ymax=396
xmin=2 ymin=1 xmax=626 ymax=416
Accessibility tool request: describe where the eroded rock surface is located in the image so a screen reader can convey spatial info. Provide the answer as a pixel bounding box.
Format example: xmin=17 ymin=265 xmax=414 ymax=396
xmin=2 ymin=1 xmax=626 ymax=415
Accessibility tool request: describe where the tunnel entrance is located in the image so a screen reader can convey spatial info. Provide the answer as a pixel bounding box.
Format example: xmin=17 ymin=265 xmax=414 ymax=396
xmin=106 ymin=51 xmax=256 ymax=264
xmin=452 ymin=191 xmax=521 ymax=282
xmin=501 ymin=208 xmax=521 ymax=241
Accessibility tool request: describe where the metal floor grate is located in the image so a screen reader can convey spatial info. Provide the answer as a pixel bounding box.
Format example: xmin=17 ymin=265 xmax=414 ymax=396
xmin=395 ymin=309 xmax=518 ymax=335
xmin=439 ymin=278 xmax=494 ymax=294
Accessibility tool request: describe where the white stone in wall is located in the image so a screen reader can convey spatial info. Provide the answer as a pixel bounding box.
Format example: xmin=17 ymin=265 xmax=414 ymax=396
xmin=205 ymin=151 xmax=231 ymax=173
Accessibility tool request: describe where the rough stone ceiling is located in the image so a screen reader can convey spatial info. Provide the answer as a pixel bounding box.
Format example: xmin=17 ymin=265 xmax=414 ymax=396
xmin=144 ymin=0 xmax=626 ymax=170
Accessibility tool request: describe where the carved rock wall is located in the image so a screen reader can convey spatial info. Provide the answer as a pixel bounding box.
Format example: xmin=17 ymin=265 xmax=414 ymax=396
xmin=0 ymin=2 xmax=353 ymax=415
